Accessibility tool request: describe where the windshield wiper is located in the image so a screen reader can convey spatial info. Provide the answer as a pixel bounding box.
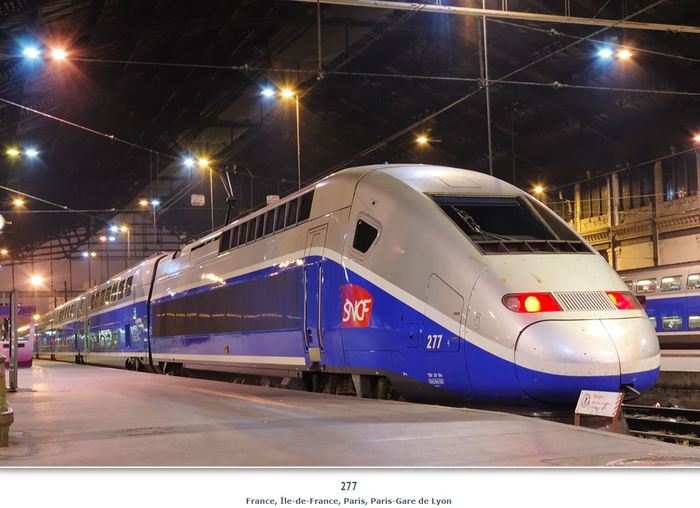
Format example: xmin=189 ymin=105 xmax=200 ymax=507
xmin=450 ymin=206 xmax=514 ymax=241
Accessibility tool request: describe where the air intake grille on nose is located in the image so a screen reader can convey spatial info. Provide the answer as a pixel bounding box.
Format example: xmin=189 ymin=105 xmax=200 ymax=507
xmin=553 ymin=291 xmax=616 ymax=311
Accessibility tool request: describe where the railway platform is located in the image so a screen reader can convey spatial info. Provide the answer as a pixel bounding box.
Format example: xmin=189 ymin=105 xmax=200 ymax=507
xmin=661 ymin=350 xmax=700 ymax=373
xmin=2 ymin=360 xmax=700 ymax=467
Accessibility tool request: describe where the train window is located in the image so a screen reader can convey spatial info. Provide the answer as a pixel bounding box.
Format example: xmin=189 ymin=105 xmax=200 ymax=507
xmin=636 ymin=279 xmax=657 ymax=293
xmin=230 ymin=226 xmax=239 ymax=249
xmin=436 ymin=196 xmax=556 ymax=241
xmin=111 ymin=284 xmax=119 ymax=303
xmin=353 ymin=219 xmax=379 ymax=253
xmin=690 ymin=316 xmax=700 ymax=329
xmin=124 ymin=276 xmax=134 ymax=297
xmin=286 ymin=198 xmax=298 ymax=228
xmin=299 ymin=191 xmax=314 ymax=222
xmin=152 ymin=268 xmax=302 ymax=339
xmin=117 ymin=280 xmax=126 ymax=299
xmin=255 ymin=215 xmax=264 ymax=239
xmin=219 ymin=229 xmax=232 ymax=254
xmin=526 ymin=197 xmax=581 ymax=241
xmin=264 ymin=210 xmax=275 ymax=236
xmin=688 ymin=274 xmax=700 ymax=289
xmin=247 ymin=219 xmax=256 ymax=242
xmin=238 ymin=222 xmax=248 ymax=247
xmin=624 ymin=280 xmax=634 ymax=290
xmin=661 ymin=316 xmax=682 ymax=330
xmin=432 ymin=196 xmax=590 ymax=254
xmin=275 ymin=203 xmax=287 ymax=231
xmin=661 ymin=276 xmax=682 ymax=291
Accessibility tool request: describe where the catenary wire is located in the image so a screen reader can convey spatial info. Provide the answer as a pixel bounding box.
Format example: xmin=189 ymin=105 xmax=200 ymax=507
xmin=322 ymin=0 xmax=670 ymax=174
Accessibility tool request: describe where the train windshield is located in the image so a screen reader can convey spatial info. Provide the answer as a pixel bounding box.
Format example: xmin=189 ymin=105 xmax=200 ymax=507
xmin=434 ymin=196 xmax=589 ymax=254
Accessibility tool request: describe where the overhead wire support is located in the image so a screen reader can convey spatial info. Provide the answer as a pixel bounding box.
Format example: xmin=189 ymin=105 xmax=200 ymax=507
xmin=317 ymin=0 xmax=324 ymax=78
xmin=287 ymin=0 xmax=700 ymax=34
xmin=481 ymin=0 xmax=494 ymax=176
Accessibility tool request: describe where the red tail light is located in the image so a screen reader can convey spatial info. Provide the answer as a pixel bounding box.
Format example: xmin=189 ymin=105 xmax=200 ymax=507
xmin=606 ymin=291 xmax=643 ymax=310
xmin=502 ymin=293 xmax=562 ymax=313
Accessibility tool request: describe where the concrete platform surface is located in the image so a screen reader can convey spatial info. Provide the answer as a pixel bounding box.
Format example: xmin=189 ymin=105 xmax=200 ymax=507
xmin=2 ymin=360 xmax=700 ymax=467
xmin=661 ymin=350 xmax=700 ymax=372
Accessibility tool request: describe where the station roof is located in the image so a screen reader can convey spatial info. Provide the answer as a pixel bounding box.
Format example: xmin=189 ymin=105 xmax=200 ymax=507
xmin=1 ymin=0 xmax=699 ymax=258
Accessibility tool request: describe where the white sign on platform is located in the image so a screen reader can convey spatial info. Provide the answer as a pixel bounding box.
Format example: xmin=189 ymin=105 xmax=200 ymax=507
xmin=575 ymin=390 xmax=624 ymax=418
xmin=191 ymin=194 xmax=205 ymax=207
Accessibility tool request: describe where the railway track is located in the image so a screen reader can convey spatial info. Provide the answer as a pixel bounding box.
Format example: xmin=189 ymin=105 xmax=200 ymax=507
xmin=623 ymin=404 xmax=700 ymax=447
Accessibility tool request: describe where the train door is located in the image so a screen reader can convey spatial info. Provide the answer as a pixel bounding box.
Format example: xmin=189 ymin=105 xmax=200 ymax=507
xmin=304 ymin=225 xmax=327 ymax=364
xmin=421 ymin=274 xmax=472 ymax=395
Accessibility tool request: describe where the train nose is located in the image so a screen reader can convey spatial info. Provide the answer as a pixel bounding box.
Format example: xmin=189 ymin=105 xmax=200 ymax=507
xmin=514 ymin=318 xmax=659 ymax=403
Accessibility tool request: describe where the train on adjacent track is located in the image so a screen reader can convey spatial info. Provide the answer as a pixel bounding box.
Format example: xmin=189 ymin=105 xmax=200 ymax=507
xmin=34 ymin=164 xmax=660 ymax=404
xmin=620 ymin=263 xmax=700 ymax=350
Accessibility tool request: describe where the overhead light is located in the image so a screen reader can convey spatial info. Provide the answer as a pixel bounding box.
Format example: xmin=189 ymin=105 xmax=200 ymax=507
xmin=50 ymin=48 xmax=68 ymax=60
xmin=197 ymin=158 xmax=210 ymax=169
xmin=183 ymin=157 xmax=195 ymax=167
xmin=99 ymin=235 xmax=107 ymax=242
xmin=597 ymin=48 xmax=613 ymax=59
xmin=416 ymin=135 xmax=429 ymax=145
xmin=0 ymin=249 xmax=8 ymax=256
xmin=90 ymin=252 xmax=96 ymax=258
xmin=693 ymin=134 xmax=700 ymax=143
xmin=24 ymin=147 xmax=39 ymax=158
xmin=82 ymin=251 xmax=89 ymax=258
xmin=119 ymin=225 xmax=128 ymax=233
xmin=109 ymin=225 xmax=119 ymax=233
xmin=108 ymin=236 xmax=116 ymax=242
xmin=22 ymin=47 xmax=41 ymax=59
xmin=5 ymin=147 xmax=20 ymax=158
xmin=280 ymin=88 xmax=295 ymax=99
xmin=151 ymin=199 xmax=160 ymax=207
xmin=261 ymin=88 xmax=275 ymax=98
xmin=139 ymin=199 xmax=149 ymax=207
xmin=617 ymin=49 xmax=633 ymax=59
xmin=30 ymin=274 xmax=44 ymax=287
xmin=533 ymin=185 xmax=545 ymax=194
xmin=13 ymin=197 xmax=25 ymax=207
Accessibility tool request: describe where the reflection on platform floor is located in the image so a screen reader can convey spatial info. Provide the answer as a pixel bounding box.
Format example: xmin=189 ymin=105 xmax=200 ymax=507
xmin=2 ymin=360 xmax=700 ymax=466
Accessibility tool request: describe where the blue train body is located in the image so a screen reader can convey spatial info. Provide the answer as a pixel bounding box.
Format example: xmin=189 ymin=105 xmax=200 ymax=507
xmin=36 ymin=165 xmax=660 ymax=404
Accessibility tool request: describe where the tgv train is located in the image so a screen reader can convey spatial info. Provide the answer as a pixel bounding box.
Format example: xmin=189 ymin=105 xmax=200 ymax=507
xmin=35 ymin=165 xmax=660 ymax=404
xmin=620 ymin=263 xmax=700 ymax=350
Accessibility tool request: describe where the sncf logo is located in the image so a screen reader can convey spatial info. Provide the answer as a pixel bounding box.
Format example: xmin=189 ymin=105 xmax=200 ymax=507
xmin=341 ymin=284 xmax=374 ymax=328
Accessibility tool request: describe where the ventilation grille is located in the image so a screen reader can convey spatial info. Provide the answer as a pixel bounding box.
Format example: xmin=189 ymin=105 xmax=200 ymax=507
xmin=554 ymin=291 xmax=616 ymax=311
